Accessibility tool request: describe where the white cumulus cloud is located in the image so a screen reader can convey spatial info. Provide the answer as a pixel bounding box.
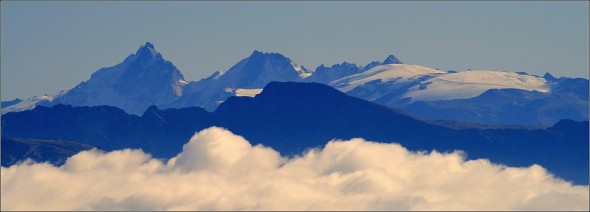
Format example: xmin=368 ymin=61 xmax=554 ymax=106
xmin=1 ymin=127 xmax=588 ymax=211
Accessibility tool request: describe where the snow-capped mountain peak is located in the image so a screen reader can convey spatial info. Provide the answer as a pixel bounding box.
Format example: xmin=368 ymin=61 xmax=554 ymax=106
xmin=213 ymin=50 xmax=311 ymax=88
xmin=165 ymin=50 xmax=314 ymax=111
xmin=43 ymin=42 xmax=187 ymax=115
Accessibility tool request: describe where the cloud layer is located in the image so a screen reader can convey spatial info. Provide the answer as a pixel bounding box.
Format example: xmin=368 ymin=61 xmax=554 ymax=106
xmin=2 ymin=127 xmax=588 ymax=210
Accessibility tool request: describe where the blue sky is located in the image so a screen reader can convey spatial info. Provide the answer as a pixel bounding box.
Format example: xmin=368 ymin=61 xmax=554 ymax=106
xmin=1 ymin=1 xmax=588 ymax=100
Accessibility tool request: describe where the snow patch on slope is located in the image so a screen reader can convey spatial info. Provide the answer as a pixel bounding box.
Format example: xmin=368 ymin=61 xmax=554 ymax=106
xmin=2 ymin=90 xmax=67 ymax=114
xmin=235 ymin=88 xmax=263 ymax=97
xmin=334 ymin=64 xmax=446 ymax=92
xmin=405 ymin=70 xmax=550 ymax=101
xmin=292 ymin=62 xmax=311 ymax=79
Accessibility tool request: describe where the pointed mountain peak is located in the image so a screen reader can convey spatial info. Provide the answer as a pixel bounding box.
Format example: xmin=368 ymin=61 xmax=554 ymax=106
xmin=251 ymin=50 xmax=264 ymax=56
xmin=135 ymin=42 xmax=161 ymax=59
xmin=383 ymin=54 xmax=403 ymax=64
xmin=543 ymin=72 xmax=557 ymax=81
xmin=248 ymin=50 xmax=288 ymax=61
xmin=137 ymin=42 xmax=156 ymax=52
xmin=144 ymin=42 xmax=155 ymax=49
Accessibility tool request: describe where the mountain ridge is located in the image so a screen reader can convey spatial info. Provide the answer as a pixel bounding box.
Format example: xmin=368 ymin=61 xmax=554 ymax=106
xmin=2 ymin=81 xmax=588 ymax=184
xmin=2 ymin=42 xmax=587 ymax=125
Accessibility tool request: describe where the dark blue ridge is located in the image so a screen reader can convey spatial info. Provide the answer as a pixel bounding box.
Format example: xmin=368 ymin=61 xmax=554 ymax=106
xmin=1 ymin=137 xmax=95 ymax=166
xmin=2 ymin=82 xmax=588 ymax=185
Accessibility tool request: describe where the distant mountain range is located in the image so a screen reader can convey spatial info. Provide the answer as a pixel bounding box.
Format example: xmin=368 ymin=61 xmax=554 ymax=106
xmin=2 ymin=42 xmax=588 ymax=185
xmin=333 ymin=65 xmax=588 ymax=126
xmin=2 ymin=42 xmax=587 ymax=126
xmin=2 ymin=82 xmax=588 ymax=185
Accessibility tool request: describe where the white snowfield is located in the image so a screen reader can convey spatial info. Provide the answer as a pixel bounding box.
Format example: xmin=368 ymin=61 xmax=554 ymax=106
xmin=235 ymin=88 xmax=263 ymax=97
xmin=330 ymin=64 xmax=550 ymax=102
xmin=404 ymin=70 xmax=550 ymax=101
xmin=2 ymin=91 xmax=66 ymax=114
xmin=333 ymin=64 xmax=447 ymax=92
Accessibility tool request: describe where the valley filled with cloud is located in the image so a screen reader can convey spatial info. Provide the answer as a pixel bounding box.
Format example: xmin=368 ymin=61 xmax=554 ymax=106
xmin=2 ymin=127 xmax=588 ymax=211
